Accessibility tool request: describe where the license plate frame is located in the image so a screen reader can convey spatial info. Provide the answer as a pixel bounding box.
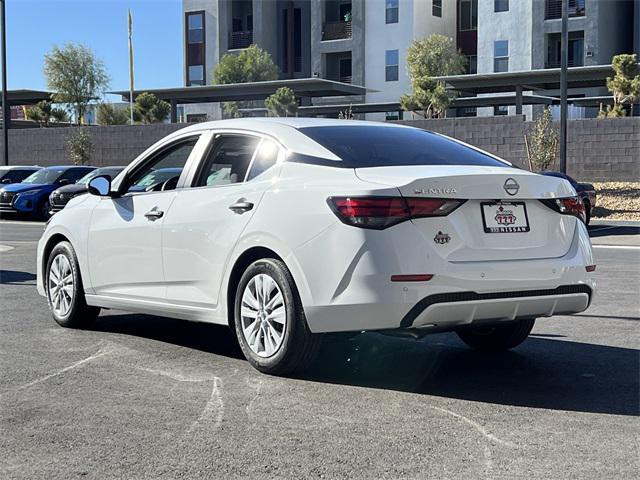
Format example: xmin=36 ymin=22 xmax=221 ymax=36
xmin=481 ymin=201 xmax=530 ymax=233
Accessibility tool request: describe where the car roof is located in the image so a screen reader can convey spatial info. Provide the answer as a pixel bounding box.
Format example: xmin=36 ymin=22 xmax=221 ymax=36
xmin=0 ymin=165 xmax=42 ymax=170
xmin=42 ymin=165 xmax=97 ymax=170
xmin=171 ymin=118 xmax=413 ymax=162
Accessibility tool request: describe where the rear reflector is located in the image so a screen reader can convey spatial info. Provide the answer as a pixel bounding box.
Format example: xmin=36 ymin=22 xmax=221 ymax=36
xmin=328 ymin=196 xmax=465 ymax=229
xmin=391 ymin=274 xmax=434 ymax=282
xmin=586 ymin=265 xmax=596 ymax=272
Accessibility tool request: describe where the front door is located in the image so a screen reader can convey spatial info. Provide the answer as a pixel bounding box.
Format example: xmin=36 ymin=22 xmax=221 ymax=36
xmin=87 ymin=135 xmax=202 ymax=301
xmin=162 ymin=134 xmax=281 ymax=310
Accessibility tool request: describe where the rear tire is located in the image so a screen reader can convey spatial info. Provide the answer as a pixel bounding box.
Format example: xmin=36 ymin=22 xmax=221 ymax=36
xmin=456 ymin=318 xmax=535 ymax=352
xmin=583 ymin=201 xmax=591 ymax=225
xmin=234 ymin=258 xmax=322 ymax=375
xmin=46 ymin=241 xmax=100 ymax=328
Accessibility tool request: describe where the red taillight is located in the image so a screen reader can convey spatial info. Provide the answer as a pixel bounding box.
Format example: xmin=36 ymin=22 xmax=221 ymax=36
xmin=327 ymin=196 xmax=464 ymax=229
xmin=540 ymin=197 xmax=586 ymax=221
xmin=586 ymin=265 xmax=596 ymax=272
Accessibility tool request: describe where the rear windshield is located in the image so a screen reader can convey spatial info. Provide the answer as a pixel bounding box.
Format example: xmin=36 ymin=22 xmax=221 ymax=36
xmin=299 ymin=126 xmax=509 ymax=168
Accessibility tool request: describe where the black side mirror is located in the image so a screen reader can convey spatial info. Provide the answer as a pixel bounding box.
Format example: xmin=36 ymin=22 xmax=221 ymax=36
xmin=88 ymin=175 xmax=113 ymax=197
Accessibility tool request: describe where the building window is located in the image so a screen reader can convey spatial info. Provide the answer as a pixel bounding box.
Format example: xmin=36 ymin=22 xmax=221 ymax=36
xmin=545 ymin=0 xmax=585 ymax=20
xmin=187 ymin=12 xmax=204 ymax=44
xmin=465 ymin=55 xmax=477 ymax=74
xmin=456 ymin=107 xmax=477 ymax=117
xmin=386 ymin=111 xmax=400 ymax=121
xmin=385 ymin=50 xmax=399 ymax=81
xmin=186 ymin=11 xmax=205 ymax=86
xmin=459 ymin=0 xmax=477 ymax=31
xmin=433 ymin=0 xmax=442 ymax=17
xmin=386 ymin=0 xmax=399 ymax=24
xmin=546 ymin=31 xmax=584 ymax=68
xmin=494 ymin=106 xmax=508 ymax=116
xmin=494 ymin=0 xmax=509 ymax=12
xmin=494 ymin=40 xmax=509 ymax=72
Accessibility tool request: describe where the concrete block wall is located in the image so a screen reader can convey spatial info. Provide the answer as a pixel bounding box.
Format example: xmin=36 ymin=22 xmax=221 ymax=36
xmin=397 ymin=116 xmax=640 ymax=182
xmin=1 ymin=117 xmax=638 ymax=182
xmin=0 ymin=124 xmax=186 ymax=167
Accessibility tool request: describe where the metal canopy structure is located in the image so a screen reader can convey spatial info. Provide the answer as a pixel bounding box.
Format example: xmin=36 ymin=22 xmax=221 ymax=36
xmin=110 ymin=78 xmax=370 ymax=122
xmin=432 ymin=64 xmax=635 ymax=115
xmin=238 ymin=94 xmax=558 ymax=117
xmin=4 ymin=89 xmax=52 ymax=106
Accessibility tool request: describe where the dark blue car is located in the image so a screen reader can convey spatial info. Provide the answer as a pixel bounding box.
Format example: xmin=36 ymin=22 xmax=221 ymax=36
xmin=0 ymin=165 xmax=96 ymax=219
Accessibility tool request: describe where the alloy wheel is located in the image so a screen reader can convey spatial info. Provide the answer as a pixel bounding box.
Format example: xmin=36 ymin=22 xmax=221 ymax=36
xmin=48 ymin=254 xmax=74 ymax=317
xmin=240 ymin=273 xmax=286 ymax=358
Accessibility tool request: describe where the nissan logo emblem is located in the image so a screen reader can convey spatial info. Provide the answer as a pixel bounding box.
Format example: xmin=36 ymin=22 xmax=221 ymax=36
xmin=503 ymin=178 xmax=520 ymax=196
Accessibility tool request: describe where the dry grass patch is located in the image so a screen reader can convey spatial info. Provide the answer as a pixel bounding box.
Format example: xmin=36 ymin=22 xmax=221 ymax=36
xmin=592 ymin=182 xmax=640 ymax=221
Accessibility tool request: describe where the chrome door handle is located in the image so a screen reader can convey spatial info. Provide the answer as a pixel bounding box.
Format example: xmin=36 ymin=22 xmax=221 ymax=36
xmin=144 ymin=208 xmax=164 ymax=220
xmin=229 ymin=201 xmax=254 ymax=214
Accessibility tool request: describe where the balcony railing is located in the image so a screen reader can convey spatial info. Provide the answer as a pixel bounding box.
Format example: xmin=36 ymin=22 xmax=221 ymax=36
xmin=545 ymin=59 xmax=583 ymax=69
xmin=545 ymin=0 xmax=585 ymax=20
xmin=322 ymin=21 xmax=352 ymax=41
xmin=229 ymin=30 xmax=253 ymax=49
xmin=327 ymin=75 xmax=352 ymax=84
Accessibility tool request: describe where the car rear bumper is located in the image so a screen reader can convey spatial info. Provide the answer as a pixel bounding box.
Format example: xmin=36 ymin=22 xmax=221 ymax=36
xmin=296 ymin=219 xmax=595 ymax=334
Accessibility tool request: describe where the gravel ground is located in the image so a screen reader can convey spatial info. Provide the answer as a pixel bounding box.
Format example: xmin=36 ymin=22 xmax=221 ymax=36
xmin=593 ymin=182 xmax=640 ymax=221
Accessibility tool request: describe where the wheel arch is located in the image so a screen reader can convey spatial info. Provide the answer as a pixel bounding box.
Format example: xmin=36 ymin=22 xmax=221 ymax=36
xmin=225 ymin=247 xmax=284 ymax=328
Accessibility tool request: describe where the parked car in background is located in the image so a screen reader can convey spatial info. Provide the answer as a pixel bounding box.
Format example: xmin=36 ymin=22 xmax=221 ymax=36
xmin=37 ymin=119 xmax=595 ymax=376
xmin=0 ymin=165 xmax=42 ymax=184
xmin=541 ymin=171 xmax=596 ymax=224
xmin=0 ymin=165 xmax=96 ymax=220
xmin=49 ymin=166 xmax=125 ymax=215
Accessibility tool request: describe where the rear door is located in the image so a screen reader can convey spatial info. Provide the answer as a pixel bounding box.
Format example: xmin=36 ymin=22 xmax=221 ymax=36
xmin=162 ymin=133 xmax=281 ymax=308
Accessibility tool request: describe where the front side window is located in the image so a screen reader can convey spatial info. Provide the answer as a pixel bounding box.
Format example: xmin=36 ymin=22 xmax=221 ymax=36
xmin=195 ymin=135 xmax=260 ymax=187
xmin=459 ymin=0 xmax=477 ymax=30
xmin=299 ymin=126 xmax=509 ymax=168
xmin=125 ymin=138 xmax=198 ymax=193
xmin=494 ymin=40 xmax=509 ymax=72
xmin=22 ymin=168 xmax=65 ymax=185
xmin=59 ymin=168 xmax=95 ymax=184
xmin=385 ymin=49 xmax=399 ymax=82
xmin=433 ymin=0 xmax=442 ymax=17
xmin=385 ymin=0 xmax=399 ymax=23
xmin=495 ymin=0 xmax=509 ymax=12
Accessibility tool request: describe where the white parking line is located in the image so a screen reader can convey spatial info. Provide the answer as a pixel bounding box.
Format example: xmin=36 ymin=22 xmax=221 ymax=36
xmin=593 ymin=244 xmax=640 ymax=250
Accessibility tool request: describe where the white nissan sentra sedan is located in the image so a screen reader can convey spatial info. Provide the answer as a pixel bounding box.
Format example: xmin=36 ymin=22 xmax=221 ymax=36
xmin=37 ymin=118 xmax=595 ymax=375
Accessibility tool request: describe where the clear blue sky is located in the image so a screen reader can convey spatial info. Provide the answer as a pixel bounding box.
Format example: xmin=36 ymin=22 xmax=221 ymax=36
xmin=5 ymin=0 xmax=183 ymax=100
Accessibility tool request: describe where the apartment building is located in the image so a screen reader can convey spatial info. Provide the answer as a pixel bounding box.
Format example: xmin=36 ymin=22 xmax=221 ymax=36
xmin=182 ymin=0 xmax=456 ymax=120
xmin=182 ymin=0 xmax=636 ymax=121
xmin=475 ymin=0 xmax=635 ymax=118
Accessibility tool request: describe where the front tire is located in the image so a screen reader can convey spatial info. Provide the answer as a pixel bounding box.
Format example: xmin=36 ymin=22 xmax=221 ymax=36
xmin=456 ymin=318 xmax=535 ymax=352
xmin=46 ymin=241 xmax=100 ymax=328
xmin=234 ymin=258 xmax=322 ymax=375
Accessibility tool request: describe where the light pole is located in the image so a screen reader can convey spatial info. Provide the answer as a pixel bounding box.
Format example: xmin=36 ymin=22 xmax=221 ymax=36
xmin=1 ymin=0 xmax=9 ymax=166
xmin=559 ymin=0 xmax=568 ymax=174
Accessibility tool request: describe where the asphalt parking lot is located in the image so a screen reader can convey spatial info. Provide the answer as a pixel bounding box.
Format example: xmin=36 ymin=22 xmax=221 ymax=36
xmin=1 ymin=220 xmax=638 ymax=479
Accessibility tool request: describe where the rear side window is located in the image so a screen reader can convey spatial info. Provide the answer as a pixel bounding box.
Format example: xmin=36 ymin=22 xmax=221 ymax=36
xmin=299 ymin=126 xmax=509 ymax=168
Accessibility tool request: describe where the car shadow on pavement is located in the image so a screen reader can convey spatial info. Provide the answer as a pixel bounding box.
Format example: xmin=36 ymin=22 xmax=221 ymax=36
xmin=93 ymin=313 xmax=638 ymax=417
xmin=0 ymin=269 xmax=37 ymax=285
xmin=302 ymin=332 xmax=639 ymax=417
xmin=93 ymin=313 xmax=245 ymax=360
xmin=588 ymin=224 xmax=640 ymax=238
